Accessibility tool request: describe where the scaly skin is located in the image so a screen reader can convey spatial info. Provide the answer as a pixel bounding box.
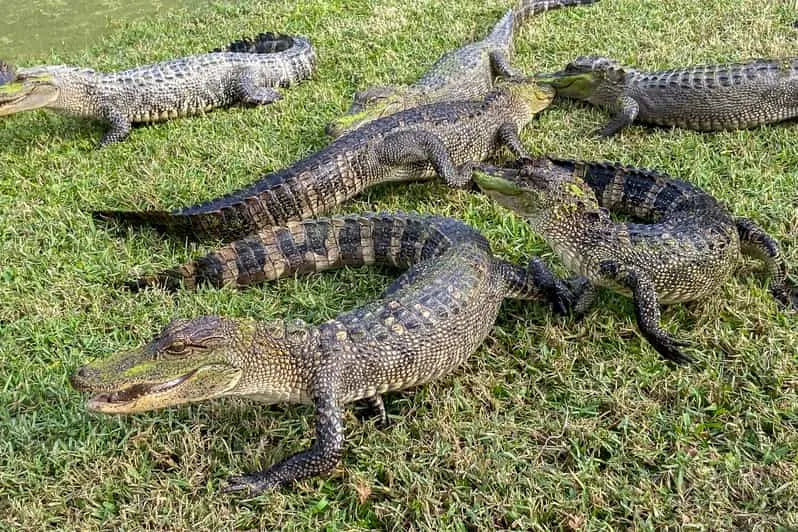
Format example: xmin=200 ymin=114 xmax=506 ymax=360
xmin=537 ymin=56 xmax=798 ymax=136
xmin=473 ymin=157 xmax=798 ymax=363
xmin=326 ymin=0 xmax=599 ymax=137
xmin=0 ymin=33 xmax=315 ymax=146
xmin=70 ymin=212 xmax=575 ymax=493
xmin=93 ymin=79 xmax=554 ymax=242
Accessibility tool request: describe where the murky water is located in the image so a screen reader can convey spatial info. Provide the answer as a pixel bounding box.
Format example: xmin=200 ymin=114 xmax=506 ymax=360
xmin=0 ymin=0 xmax=194 ymax=62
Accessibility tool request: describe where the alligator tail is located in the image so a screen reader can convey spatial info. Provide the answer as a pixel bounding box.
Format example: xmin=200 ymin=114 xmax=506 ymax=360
xmin=92 ymin=209 xmax=198 ymax=234
xmin=512 ymin=0 xmax=600 ymax=33
xmin=545 ymin=157 xmax=704 ymax=220
xmin=126 ymin=212 xmax=488 ymax=292
xmin=212 ymin=32 xmax=295 ymax=54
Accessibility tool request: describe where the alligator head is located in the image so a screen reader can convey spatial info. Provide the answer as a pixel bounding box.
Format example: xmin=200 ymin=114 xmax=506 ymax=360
xmin=535 ymin=55 xmax=627 ymax=100
xmin=472 ymin=157 xmax=600 ymax=220
xmin=495 ymin=76 xmax=556 ymax=115
xmin=0 ymin=66 xmax=60 ymax=116
xmin=326 ymin=85 xmax=411 ymax=137
xmin=70 ymin=316 xmax=254 ymax=414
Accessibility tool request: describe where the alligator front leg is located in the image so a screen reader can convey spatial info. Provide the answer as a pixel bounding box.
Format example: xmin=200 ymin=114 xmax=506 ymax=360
xmin=489 ymin=50 xmax=521 ymax=79
xmin=98 ymin=109 xmax=132 ymax=147
xmin=596 ymin=95 xmax=639 ymax=137
xmin=224 ymin=392 xmax=345 ymax=494
xmin=377 ymin=130 xmax=472 ymax=187
xmin=736 ymin=218 xmax=798 ymax=309
xmin=598 ymin=260 xmax=692 ymax=364
xmin=496 ymin=123 xmax=531 ymax=160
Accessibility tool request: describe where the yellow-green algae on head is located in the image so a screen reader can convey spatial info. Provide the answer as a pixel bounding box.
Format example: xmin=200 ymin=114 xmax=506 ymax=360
xmin=497 ymin=77 xmax=555 ymax=113
xmin=534 ymin=71 xmax=603 ymax=99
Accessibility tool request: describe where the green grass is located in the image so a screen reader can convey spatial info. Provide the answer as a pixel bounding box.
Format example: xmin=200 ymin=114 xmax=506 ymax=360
xmin=1 ymin=0 xmax=797 ymax=529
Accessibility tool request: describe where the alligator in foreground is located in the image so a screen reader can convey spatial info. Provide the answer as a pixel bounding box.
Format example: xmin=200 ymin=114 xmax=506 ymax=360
xmin=326 ymin=0 xmax=599 ymax=137
xmin=536 ymin=56 xmax=798 ymax=136
xmin=0 ymin=33 xmax=315 ymax=146
xmin=473 ymin=158 xmax=798 ymax=363
xmin=71 ymin=212 xmax=575 ymax=493
xmin=94 ymin=78 xmax=553 ymax=242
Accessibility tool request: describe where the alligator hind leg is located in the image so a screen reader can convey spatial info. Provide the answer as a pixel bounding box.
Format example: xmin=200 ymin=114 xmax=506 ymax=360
xmin=224 ymin=391 xmax=344 ymax=494
xmin=598 ymin=260 xmax=692 ymax=364
xmin=238 ymin=72 xmax=282 ymax=105
xmin=377 ymin=130 xmax=472 ymax=188
xmin=736 ymin=217 xmax=798 ymax=309
xmin=98 ymin=109 xmax=132 ymax=147
xmin=596 ymin=96 xmax=639 ymax=137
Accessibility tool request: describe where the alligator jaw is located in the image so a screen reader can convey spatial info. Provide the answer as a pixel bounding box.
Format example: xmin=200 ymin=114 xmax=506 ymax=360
xmin=85 ymin=371 xmax=195 ymax=414
xmin=472 ymin=168 xmax=523 ymax=196
xmin=0 ymin=80 xmax=59 ymax=116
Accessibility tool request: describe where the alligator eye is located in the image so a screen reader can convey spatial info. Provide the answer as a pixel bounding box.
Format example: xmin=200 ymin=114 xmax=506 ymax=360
xmin=165 ymin=340 xmax=188 ymax=356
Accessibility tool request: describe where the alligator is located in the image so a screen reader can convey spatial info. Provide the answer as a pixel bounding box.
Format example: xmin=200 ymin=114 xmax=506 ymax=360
xmin=536 ymin=55 xmax=798 ymax=136
xmin=326 ymin=0 xmax=599 ymax=137
xmin=0 ymin=33 xmax=315 ymax=146
xmin=70 ymin=212 xmax=576 ymax=493
xmin=94 ymin=77 xmax=554 ymax=242
xmin=473 ymin=157 xmax=798 ymax=363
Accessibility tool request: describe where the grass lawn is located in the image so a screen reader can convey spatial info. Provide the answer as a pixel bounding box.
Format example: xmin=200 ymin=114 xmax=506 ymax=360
xmin=2 ymin=0 xmax=797 ymax=529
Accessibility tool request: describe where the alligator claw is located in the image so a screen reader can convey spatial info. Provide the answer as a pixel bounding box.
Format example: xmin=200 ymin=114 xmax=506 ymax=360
xmin=644 ymin=333 xmax=692 ymax=364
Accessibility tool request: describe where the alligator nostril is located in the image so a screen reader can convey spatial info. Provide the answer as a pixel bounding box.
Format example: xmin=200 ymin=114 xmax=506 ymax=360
xmin=75 ymin=366 xmax=90 ymax=379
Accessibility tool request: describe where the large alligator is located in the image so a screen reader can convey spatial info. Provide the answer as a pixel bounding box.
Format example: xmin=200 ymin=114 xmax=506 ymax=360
xmin=537 ymin=55 xmax=798 ymax=136
xmin=473 ymin=158 xmax=798 ymax=363
xmin=94 ymin=78 xmax=553 ymax=242
xmin=326 ymin=0 xmax=599 ymax=137
xmin=70 ymin=212 xmax=575 ymax=493
xmin=0 ymin=33 xmax=315 ymax=146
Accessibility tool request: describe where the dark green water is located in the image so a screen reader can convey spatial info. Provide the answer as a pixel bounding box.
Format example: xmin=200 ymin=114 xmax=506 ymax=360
xmin=0 ymin=0 xmax=193 ymax=62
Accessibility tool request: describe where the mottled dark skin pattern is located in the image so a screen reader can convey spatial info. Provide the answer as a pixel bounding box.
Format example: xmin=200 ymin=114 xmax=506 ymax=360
xmin=538 ymin=55 xmax=798 ymax=136
xmin=327 ymin=0 xmax=600 ymax=136
xmin=0 ymin=33 xmax=315 ymax=146
xmin=474 ymin=158 xmax=797 ymax=363
xmin=93 ymin=80 xmax=553 ymax=242
xmin=71 ymin=212 xmax=576 ymax=493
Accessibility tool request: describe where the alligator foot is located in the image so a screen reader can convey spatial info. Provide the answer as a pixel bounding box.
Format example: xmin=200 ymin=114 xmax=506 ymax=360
xmin=594 ymin=96 xmax=638 ymax=137
xmin=641 ymin=330 xmax=692 ymax=365
xmin=98 ymin=111 xmax=132 ymax=147
xmin=771 ymin=284 xmax=798 ymax=311
xmin=225 ymin=393 xmax=345 ymax=494
xmin=526 ymin=257 xmax=573 ymax=315
xmin=243 ymin=86 xmax=282 ymax=106
xmin=355 ymin=394 xmax=388 ymax=427
xmin=564 ymin=276 xmax=595 ymax=317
